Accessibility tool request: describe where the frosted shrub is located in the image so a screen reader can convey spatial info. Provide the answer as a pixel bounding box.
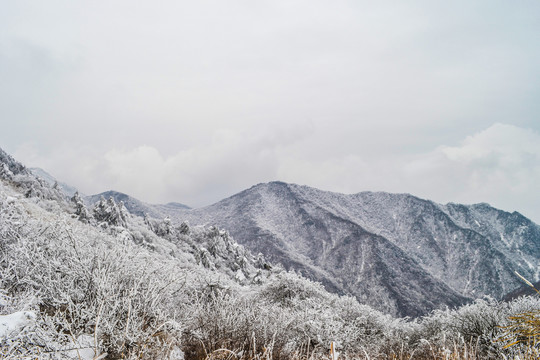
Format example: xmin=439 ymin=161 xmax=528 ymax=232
xmin=497 ymin=293 xmax=540 ymax=358
xmin=328 ymin=296 xmax=395 ymax=354
xmin=183 ymin=286 xmax=257 ymax=358
xmin=450 ymin=298 xmax=503 ymax=340
xmin=257 ymin=271 xmax=329 ymax=307
xmin=0 ymin=194 xmax=25 ymax=249
xmin=0 ymin=203 xmax=185 ymax=358
xmin=397 ymin=297 xmax=508 ymax=358
xmin=507 ymin=294 xmax=540 ymax=315
xmin=248 ymin=271 xmax=396 ymax=358
xmin=182 ymin=273 xmax=323 ymax=359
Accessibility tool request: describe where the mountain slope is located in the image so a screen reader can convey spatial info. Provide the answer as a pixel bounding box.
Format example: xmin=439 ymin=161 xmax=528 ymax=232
xmin=29 ymin=167 xmax=80 ymax=197
xmin=166 ymin=181 xmax=540 ymax=317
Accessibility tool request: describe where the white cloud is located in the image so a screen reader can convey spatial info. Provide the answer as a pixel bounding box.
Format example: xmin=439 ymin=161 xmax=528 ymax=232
xmin=17 ymin=123 xmax=311 ymax=207
xmin=408 ymin=124 xmax=540 ymax=221
xmin=13 ymin=123 xmax=540 ymax=224
xmin=440 ymin=123 xmax=540 ymax=166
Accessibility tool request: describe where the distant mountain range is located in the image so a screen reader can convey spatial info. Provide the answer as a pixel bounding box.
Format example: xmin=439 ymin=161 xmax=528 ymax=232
xmin=28 ymin=168 xmax=191 ymax=218
xmin=85 ymin=190 xmax=190 ymax=219
xmin=29 ymin=168 xmax=540 ymax=317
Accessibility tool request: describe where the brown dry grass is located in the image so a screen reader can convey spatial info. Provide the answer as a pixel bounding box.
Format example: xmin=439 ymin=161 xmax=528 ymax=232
xmin=496 ymin=272 xmax=540 ymax=359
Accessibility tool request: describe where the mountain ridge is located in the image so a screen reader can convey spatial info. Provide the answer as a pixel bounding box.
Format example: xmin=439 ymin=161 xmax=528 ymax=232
xmin=160 ymin=181 xmax=539 ymax=316
xmin=11 ymin=158 xmax=540 ymax=317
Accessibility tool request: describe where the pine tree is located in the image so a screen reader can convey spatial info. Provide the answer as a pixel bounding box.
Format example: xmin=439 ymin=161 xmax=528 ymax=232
xmin=71 ymin=191 xmax=91 ymax=223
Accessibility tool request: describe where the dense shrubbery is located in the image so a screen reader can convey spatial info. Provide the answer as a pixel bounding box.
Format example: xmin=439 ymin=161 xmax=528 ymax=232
xmin=1 ymin=175 xmax=540 ymax=359
xmin=0 ymin=191 xmax=185 ymax=358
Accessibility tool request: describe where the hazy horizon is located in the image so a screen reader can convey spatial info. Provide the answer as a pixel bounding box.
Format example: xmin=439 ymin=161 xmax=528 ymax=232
xmin=2 ymin=1 xmax=539 ymax=222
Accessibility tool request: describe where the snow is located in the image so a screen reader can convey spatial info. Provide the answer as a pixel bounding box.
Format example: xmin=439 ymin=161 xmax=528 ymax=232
xmin=0 ymin=311 xmax=37 ymax=338
xmin=499 ymin=231 xmax=511 ymax=247
xmin=5 ymin=196 xmax=17 ymax=204
xmin=64 ymin=334 xmax=111 ymax=360
xmin=0 ymin=290 xmax=8 ymax=307
xmin=65 ymin=335 xmax=98 ymax=360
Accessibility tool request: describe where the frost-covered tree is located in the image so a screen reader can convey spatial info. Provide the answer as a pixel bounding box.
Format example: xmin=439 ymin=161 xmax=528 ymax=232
xmin=177 ymin=220 xmax=190 ymax=235
xmin=0 ymin=148 xmax=26 ymax=181
xmin=143 ymin=212 xmax=154 ymax=232
xmin=92 ymin=196 xmax=128 ymax=227
xmin=70 ymin=191 xmax=91 ymax=223
xmin=154 ymin=216 xmax=172 ymax=237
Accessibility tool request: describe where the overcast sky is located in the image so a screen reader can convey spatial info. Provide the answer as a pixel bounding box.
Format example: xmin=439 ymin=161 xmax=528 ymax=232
xmin=1 ymin=1 xmax=540 ymax=222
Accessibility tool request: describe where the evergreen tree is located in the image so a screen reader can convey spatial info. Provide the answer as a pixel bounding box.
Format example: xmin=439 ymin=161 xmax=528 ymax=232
xmin=71 ymin=191 xmax=91 ymax=223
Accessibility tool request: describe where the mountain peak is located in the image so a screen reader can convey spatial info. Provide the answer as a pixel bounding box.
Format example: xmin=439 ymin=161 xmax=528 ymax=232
xmin=171 ymin=183 xmax=540 ymax=317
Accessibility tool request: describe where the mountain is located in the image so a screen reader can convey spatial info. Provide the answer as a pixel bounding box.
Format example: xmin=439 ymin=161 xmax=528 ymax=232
xmin=85 ymin=190 xmax=190 ymax=219
xmin=11 ymin=143 xmax=539 ymax=317
xmin=3 ymin=146 xmax=540 ymax=358
xmin=29 ymin=167 xmax=80 ymax=197
xmin=503 ymin=280 xmax=540 ymax=301
xmin=162 ymin=181 xmax=540 ymax=317
xmin=0 ymin=148 xmax=66 ymax=202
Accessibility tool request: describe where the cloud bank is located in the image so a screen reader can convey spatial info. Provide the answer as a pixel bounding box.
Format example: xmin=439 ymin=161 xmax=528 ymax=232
xmin=15 ymin=123 xmax=540 ymax=223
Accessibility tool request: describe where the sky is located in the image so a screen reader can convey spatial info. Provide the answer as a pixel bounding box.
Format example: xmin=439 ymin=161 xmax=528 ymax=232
xmin=1 ymin=1 xmax=540 ymax=222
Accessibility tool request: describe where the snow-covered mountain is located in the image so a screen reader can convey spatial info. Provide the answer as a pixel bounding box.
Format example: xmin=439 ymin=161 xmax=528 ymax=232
xmin=166 ymin=181 xmax=540 ymax=317
xmin=5 ymin=145 xmax=539 ymax=317
xmin=85 ymin=190 xmax=190 ymax=219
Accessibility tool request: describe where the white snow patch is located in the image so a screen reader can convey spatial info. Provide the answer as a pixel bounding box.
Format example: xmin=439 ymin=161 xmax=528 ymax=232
xmin=0 ymin=311 xmax=36 ymax=338
xmin=0 ymin=290 xmax=8 ymax=307
xmin=235 ymin=269 xmax=246 ymax=282
xmin=64 ymin=334 xmax=108 ymax=360
xmin=499 ymin=232 xmax=511 ymax=247
xmin=170 ymin=346 xmax=185 ymax=360
xmin=6 ymin=196 xmax=17 ymax=204
xmin=522 ymin=257 xmax=535 ymax=271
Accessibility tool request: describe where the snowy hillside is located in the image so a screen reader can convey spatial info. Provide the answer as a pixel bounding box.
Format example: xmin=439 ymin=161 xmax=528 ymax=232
xmin=29 ymin=167 xmax=80 ymax=198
